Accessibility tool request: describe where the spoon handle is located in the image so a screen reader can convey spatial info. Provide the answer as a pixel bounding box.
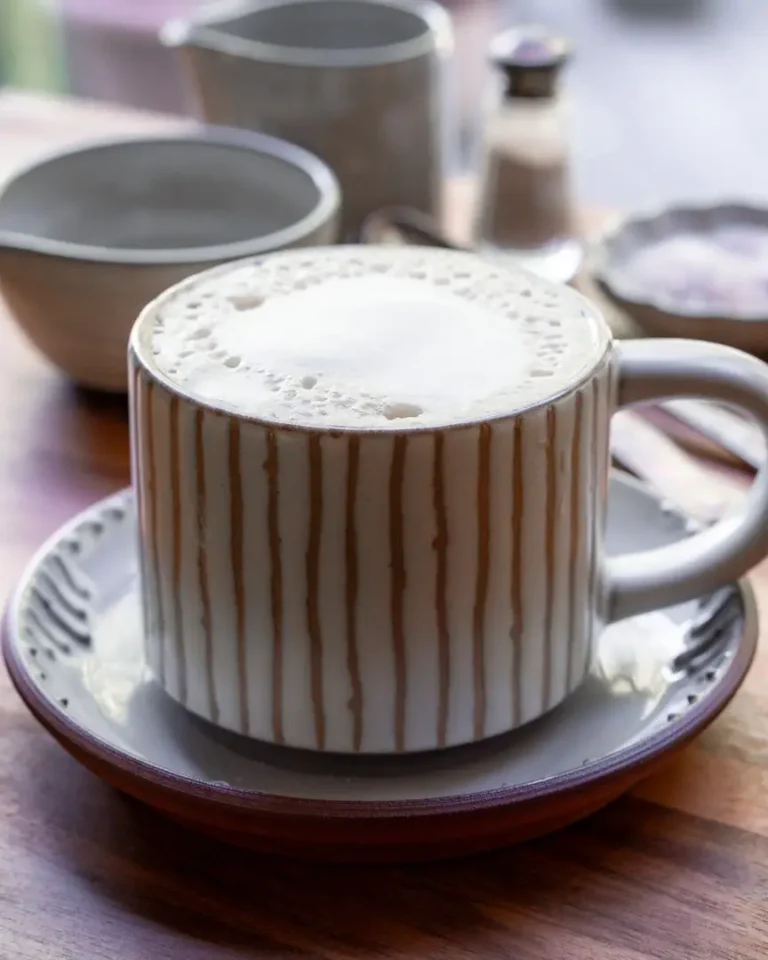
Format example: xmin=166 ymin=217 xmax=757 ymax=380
xmin=659 ymin=398 xmax=765 ymax=470
xmin=610 ymin=408 xmax=745 ymax=526
xmin=357 ymin=207 xmax=466 ymax=250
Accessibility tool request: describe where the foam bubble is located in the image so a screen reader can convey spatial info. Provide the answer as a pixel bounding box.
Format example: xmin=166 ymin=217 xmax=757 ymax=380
xmin=147 ymin=248 xmax=608 ymax=429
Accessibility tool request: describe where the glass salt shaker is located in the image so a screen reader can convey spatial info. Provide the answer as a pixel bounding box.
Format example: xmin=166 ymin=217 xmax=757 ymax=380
xmin=473 ymin=25 xmax=582 ymax=284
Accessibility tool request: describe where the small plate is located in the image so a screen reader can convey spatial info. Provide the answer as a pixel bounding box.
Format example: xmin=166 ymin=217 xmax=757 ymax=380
xmin=3 ymin=474 xmax=756 ymax=862
xmin=592 ymin=201 xmax=768 ymax=354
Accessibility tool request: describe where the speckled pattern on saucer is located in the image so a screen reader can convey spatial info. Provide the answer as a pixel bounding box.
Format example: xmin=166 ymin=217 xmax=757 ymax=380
xmin=2 ymin=473 xmax=757 ymax=861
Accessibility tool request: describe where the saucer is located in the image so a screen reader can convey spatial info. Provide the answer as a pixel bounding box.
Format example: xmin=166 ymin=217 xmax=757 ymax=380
xmin=3 ymin=473 xmax=756 ymax=862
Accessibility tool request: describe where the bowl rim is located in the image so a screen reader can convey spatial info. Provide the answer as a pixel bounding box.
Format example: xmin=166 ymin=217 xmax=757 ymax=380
xmin=592 ymin=199 xmax=768 ymax=323
xmin=160 ymin=0 xmax=453 ymax=70
xmin=0 ymin=125 xmax=341 ymax=267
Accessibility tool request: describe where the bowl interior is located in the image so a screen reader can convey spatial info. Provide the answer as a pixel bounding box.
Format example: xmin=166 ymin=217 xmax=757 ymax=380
xmin=0 ymin=138 xmax=326 ymax=253
xmin=598 ymin=203 xmax=768 ymax=320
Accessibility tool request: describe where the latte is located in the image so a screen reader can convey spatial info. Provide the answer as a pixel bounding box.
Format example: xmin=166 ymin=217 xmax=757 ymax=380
xmin=146 ymin=247 xmax=608 ymax=429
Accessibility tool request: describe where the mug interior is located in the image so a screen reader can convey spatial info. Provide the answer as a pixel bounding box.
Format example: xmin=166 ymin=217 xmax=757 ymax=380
xmin=217 ymin=0 xmax=430 ymax=52
xmin=0 ymin=139 xmax=326 ymax=253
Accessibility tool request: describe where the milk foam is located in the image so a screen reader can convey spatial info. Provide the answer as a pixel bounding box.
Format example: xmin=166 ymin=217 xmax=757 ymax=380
xmin=146 ymin=248 xmax=608 ymax=429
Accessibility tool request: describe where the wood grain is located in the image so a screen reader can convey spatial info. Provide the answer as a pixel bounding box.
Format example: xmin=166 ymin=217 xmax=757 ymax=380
xmin=2 ymin=90 xmax=768 ymax=956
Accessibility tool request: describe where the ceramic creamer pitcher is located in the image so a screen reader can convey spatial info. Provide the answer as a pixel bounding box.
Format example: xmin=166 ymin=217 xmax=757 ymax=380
xmin=162 ymin=0 xmax=454 ymax=236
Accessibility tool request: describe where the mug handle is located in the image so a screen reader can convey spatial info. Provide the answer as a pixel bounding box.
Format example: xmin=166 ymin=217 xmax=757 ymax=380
xmin=607 ymin=338 xmax=768 ymax=621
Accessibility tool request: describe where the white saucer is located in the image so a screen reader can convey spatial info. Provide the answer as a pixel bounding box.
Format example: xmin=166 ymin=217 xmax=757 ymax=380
xmin=3 ymin=472 xmax=755 ymax=861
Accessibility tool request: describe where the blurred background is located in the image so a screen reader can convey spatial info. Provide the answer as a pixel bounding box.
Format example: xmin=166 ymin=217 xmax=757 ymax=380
xmin=2 ymin=0 xmax=768 ymax=210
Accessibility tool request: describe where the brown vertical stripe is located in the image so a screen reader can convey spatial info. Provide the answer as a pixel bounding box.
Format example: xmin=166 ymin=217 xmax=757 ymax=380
xmin=598 ymin=358 xmax=617 ymax=623
xmin=511 ymin=417 xmax=524 ymax=727
xmin=433 ymin=432 xmax=450 ymax=747
xmin=265 ymin=430 xmax=284 ymax=744
xmin=586 ymin=371 xmax=603 ymax=670
xmin=130 ymin=362 xmax=149 ymax=633
xmin=567 ymin=390 xmax=583 ymax=692
xmin=390 ymin=436 xmax=407 ymax=752
xmin=542 ymin=405 xmax=557 ymax=711
xmin=229 ymin=419 xmax=248 ymax=732
xmin=195 ymin=409 xmax=218 ymax=722
xmin=602 ymin=359 xmax=615 ymax=507
xmin=345 ymin=436 xmax=363 ymax=751
xmin=472 ymin=423 xmax=491 ymax=740
xmin=306 ymin=434 xmax=326 ymax=750
xmin=129 ymin=360 xmax=141 ymax=532
xmin=169 ymin=394 xmax=187 ymax=704
xmin=133 ymin=364 xmax=157 ymax=677
xmin=145 ymin=377 xmax=165 ymax=684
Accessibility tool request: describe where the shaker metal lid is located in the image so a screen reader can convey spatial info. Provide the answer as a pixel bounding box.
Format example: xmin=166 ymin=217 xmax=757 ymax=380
xmin=490 ymin=25 xmax=571 ymax=98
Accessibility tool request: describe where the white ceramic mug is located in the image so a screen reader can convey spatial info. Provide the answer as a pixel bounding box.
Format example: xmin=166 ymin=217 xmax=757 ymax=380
xmin=129 ymin=248 xmax=768 ymax=754
xmin=162 ymin=0 xmax=453 ymax=236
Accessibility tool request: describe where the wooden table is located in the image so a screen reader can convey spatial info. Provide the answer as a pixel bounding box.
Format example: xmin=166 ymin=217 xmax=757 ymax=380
xmin=1 ymin=90 xmax=768 ymax=960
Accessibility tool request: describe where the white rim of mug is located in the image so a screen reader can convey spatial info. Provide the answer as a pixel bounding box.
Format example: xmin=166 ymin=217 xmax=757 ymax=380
xmin=0 ymin=128 xmax=341 ymax=267
xmin=130 ymin=244 xmax=614 ymax=436
xmin=161 ymin=0 xmax=454 ymax=69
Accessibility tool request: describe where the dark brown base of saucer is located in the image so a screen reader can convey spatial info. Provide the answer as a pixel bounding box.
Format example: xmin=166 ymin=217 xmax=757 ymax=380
xmin=13 ymin=690 xmax=687 ymax=862
xmin=165 ymin=760 xmax=677 ymax=862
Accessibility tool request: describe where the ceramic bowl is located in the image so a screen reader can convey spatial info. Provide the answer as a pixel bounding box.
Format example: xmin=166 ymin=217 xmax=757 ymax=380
xmin=592 ymin=202 xmax=768 ymax=354
xmin=0 ymin=129 xmax=340 ymax=391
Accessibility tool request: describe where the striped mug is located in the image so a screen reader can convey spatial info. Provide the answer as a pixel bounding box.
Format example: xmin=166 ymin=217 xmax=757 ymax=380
xmin=129 ymin=246 xmax=768 ymax=754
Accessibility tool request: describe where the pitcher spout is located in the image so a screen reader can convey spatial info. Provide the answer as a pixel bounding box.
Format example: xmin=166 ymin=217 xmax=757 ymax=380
xmin=159 ymin=16 xmax=198 ymax=52
xmin=160 ymin=0 xmax=250 ymax=53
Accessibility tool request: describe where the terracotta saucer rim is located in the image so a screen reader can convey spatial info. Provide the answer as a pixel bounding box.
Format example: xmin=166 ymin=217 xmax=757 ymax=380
xmin=1 ymin=486 xmax=758 ymax=823
xmin=5 ymin=595 xmax=754 ymax=821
